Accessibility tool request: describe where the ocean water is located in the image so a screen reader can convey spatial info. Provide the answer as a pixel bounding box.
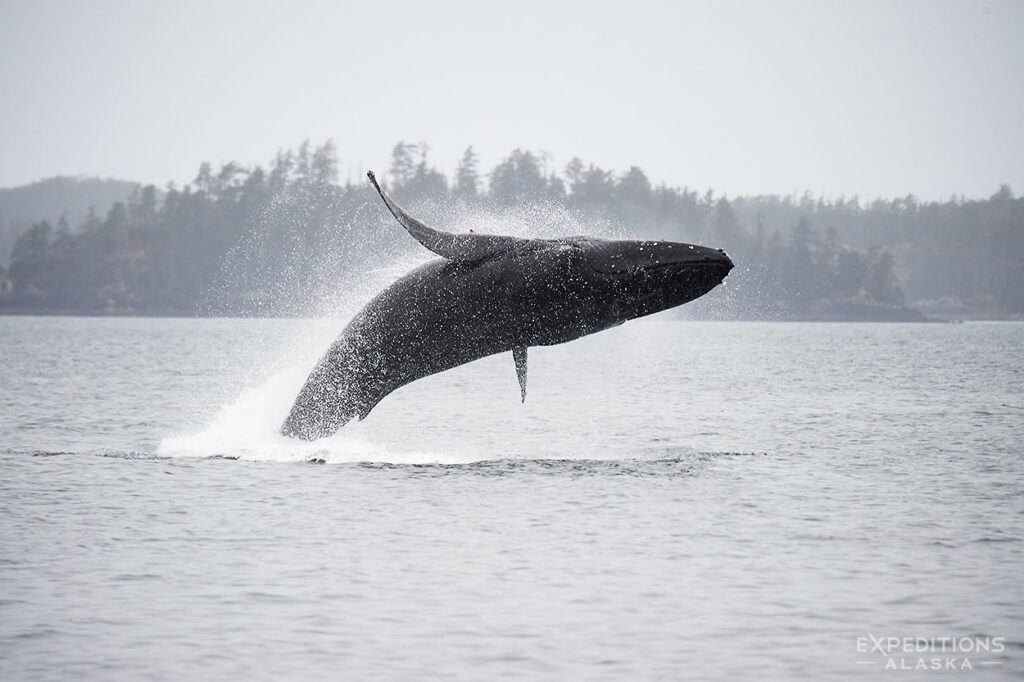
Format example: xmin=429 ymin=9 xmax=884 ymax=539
xmin=1 ymin=316 xmax=1022 ymax=680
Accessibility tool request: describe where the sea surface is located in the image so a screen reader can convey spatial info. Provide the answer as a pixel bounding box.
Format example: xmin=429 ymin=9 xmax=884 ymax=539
xmin=1 ymin=316 xmax=1022 ymax=680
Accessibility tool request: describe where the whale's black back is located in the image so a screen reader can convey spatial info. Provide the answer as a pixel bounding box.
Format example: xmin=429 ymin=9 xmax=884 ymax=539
xmin=281 ymin=246 xmax=616 ymax=440
xmin=280 ymin=171 xmax=732 ymax=440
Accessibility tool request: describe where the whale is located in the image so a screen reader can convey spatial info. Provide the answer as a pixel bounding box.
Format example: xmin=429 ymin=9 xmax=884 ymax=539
xmin=281 ymin=171 xmax=733 ymax=440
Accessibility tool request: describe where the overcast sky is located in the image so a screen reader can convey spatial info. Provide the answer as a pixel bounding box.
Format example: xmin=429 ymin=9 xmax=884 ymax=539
xmin=1 ymin=0 xmax=1021 ymax=200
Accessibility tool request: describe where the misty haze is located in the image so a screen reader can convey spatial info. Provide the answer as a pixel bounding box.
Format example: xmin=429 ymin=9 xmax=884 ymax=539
xmin=1 ymin=1 xmax=1021 ymax=680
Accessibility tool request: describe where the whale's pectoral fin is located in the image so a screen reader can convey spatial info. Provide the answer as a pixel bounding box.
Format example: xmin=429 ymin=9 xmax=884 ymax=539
xmin=367 ymin=170 xmax=527 ymax=262
xmin=513 ymin=346 xmax=528 ymax=402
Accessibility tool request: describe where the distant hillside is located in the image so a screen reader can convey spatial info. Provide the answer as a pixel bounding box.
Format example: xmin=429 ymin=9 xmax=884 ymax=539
xmin=0 ymin=176 xmax=141 ymax=264
xmin=1 ymin=142 xmax=1019 ymax=318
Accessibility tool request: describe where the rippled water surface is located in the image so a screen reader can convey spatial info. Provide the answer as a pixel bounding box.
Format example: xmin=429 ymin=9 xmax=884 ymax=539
xmin=1 ymin=316 xmax=1022 ymax=680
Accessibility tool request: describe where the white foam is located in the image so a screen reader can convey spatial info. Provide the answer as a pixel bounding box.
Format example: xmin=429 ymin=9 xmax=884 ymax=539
xmin=156 ymin=357 xmax=477 ymax=465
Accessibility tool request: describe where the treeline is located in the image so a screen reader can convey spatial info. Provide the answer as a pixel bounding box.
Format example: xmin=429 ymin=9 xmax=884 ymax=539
xmin=1 ymin=140 xmax=1021 ymax=318
xmin=2 ymin=142 xmax=373 ymax=316
xmin=0 ymin=176 xmax=141 ymax=268
xmin=727 ymin=187 xmax=1024 ymax=317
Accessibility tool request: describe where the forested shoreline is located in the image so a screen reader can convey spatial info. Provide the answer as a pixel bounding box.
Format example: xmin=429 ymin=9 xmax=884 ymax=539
xmin=1 ymin=141 xmax=1021 ymax=319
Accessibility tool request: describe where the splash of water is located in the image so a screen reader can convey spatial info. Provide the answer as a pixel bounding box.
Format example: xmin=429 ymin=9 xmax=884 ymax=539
xmin=155 ymin=302 xmax=482 ymax=463
xmin=156 ymin=352 xmax=482 ymax=464
xmin=159 ymin=197 xmax=722 ymax=463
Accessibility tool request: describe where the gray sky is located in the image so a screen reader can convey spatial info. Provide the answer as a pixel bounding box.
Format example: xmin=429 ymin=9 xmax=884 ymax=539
xmin=1 ymin=0 xmax=1022 ymax=200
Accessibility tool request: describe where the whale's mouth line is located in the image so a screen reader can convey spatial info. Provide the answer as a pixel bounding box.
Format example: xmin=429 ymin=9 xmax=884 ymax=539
xmin=599 ymin=259 xmax=733 ymax=279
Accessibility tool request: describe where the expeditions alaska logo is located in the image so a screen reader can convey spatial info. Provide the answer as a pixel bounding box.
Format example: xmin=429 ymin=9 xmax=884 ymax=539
xmin=856 ymin=634 xmax=1005 ymax=671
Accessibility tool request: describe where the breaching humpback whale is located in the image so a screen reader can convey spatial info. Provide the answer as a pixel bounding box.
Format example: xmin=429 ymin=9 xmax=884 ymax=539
xmin=281 ymin=171 xmax=733 ymax=440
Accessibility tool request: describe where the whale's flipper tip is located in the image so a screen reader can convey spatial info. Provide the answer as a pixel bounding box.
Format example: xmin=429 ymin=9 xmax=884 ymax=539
xmin=366 ymin=167 xmax=526 ymax=262
xmin=513 ymin=346 xmax=528 ymax=403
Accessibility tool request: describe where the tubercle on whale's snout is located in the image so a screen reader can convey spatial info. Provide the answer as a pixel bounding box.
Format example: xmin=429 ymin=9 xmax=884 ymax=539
xmin=581 ymin=239 xmax=734 ymax=277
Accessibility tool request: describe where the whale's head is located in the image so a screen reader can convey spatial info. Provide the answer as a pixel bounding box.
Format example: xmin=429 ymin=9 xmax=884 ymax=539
xmin=567 ymin=237 xmax=734 ymax=322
